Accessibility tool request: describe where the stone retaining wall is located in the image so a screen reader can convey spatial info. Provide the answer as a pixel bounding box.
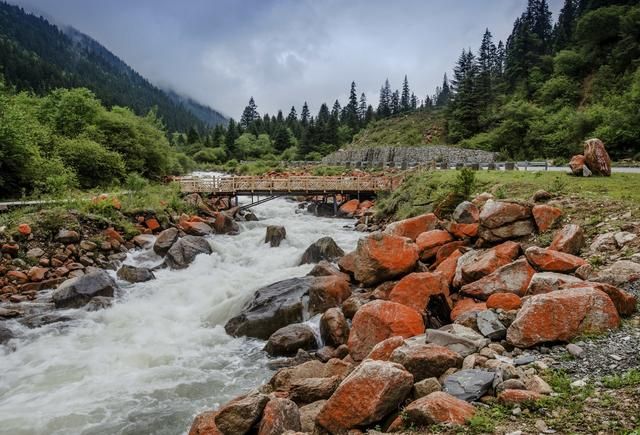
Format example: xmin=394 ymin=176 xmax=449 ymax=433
xmin=321 ymin=146 xmax=497 ymax=167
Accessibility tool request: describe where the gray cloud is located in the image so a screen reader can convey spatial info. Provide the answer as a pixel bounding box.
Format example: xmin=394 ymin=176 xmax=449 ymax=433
xmin=10 ymin=0 xmax=563 ymax=118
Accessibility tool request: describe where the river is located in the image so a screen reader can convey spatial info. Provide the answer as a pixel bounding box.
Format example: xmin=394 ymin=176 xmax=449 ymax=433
xmin=0 ymin=197 xmax=360 ymax=435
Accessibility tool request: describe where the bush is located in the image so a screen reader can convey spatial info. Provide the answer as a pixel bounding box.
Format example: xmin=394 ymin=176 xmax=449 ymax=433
xmin=193 ymin=147 xmax=226 ymax=163
xmin=56 ymin=137 xmax=126 ymax=188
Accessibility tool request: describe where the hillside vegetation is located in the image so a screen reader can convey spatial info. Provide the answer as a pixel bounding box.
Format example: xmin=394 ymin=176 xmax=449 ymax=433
xmin=348 ymin=111 xmax=446 ymax=148
xmin=0 ymin=2 xmax=225 ymax=131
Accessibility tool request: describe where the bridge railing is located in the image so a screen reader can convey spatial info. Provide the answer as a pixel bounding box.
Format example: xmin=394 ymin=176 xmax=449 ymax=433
xmin=178 ymin=175 xmax=397 ymax=194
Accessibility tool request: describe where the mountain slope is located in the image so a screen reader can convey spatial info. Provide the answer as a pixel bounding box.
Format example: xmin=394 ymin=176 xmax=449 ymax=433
xmin=0 ymin=1 xmax=226 ymax=131
xmin=165 ymin=89 xmax=227 ymax=127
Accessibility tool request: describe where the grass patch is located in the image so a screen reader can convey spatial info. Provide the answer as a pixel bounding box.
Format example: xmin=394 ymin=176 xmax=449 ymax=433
xmin=602 ymin=369 xmax=640 ymax=389
xmin=349 ymin=110 xmax=446 ymax=148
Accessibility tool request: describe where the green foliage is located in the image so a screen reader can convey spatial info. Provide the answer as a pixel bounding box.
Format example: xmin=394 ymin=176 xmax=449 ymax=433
xmin=56 ymin=137 xmax=126 ymax=188
xmin=602 ymin=369 xmax=640 ymax=388
xmin=193 ymin=147 xmax=226 ymax=163
xmin=453 ymin=168 xmax=477 ymax=199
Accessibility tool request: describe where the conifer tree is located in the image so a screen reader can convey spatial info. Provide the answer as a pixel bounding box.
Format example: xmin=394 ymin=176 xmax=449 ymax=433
xmin=390 ymin=90 xmax=400 ymax=114
xmin=240 ymin=97 xmax=258 ymax=127
xmin=225 ymin=118 xmax=240 ymax=158
xmin=477 ymin=29 xmax=497 ymax=110
xmin=410 ymin=93 xmax=418 ymax=110
xmin=377 ymin=79 xmax=392 ymax=117
xmin=331 ymin=100 xmax=341 ymax=119
xmin=400 ymin=75 xmax=411 ymax=111
xmin=554 ymin=0 xmax=578 ymax=50
xmin=300 ymin=102 xmax=310 ymax=127
xmin=286 ymin=106 xmax=297 ymax=123
xmin=358 ymin=92 xmax=368 ymax=121
xmin=435 ymin=74 xmax=451 ymax=106
xmin=345 ymin=81 xmax=359 ymax=129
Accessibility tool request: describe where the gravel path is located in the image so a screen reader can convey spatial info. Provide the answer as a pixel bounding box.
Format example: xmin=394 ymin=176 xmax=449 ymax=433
xmin=546 ymin=281 xmax=640 ymax=379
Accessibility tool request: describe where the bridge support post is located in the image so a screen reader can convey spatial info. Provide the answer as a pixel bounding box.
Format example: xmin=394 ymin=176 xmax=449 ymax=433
xmin=332 ymin=194 xmax=337 ymax=216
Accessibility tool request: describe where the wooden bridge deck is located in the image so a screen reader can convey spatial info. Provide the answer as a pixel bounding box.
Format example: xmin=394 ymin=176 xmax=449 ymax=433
xmin=178 ymin=175 xmax=400 ymax=195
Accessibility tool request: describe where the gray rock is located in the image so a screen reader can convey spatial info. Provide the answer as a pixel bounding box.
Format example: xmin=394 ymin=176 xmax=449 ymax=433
xmin=244 ymin=212 xmax=259 ymax=221
xmin=413 ymin=377 xmax=442 ymax=398
xmin=566 ymin=343 xmax=584 ymax=358
xmin=453 ymin=201 xmax=479 ymax=224
xmin=264 ymin=323 xmax=318 ymax=356
xmin=319 ymin=308 xmax=349 ymax=347
xmin=56 ymin=229 xmax=80 ymax=244
xmin=116 ymin=264 xmax=155 ymax=283
xmin=132 ymin=235 xmax=155 ymax=249
xmin=51 ymin=270 xmax=118 ymax=308
xmin=215 ymin=393 xmax=270 ymax=435
xmin=153 ymin=228 xmax=179 ymax=257
xmin=0 ymin=325 xmax=14 ymax=345
xmin=425 ymin=327 xmax=488 ymax=357
xmin=84 ymin=296 xmax=113 ymax=311
xmin=443 ymin=369 xmax=495 ymax=402
xmin=476 ymin=310 xmax=506 ymax=340
xmin=299 ymin=400 xmax=327 ymax=433
xmin=614 ymin=231 xmax=637 ymax=248
xmin=514 ymin=355 xmax=536 ymax=366
xmin=299 ymin=237 xmax=345 ymax=265
xmin=165 ymin=235 xmax=212 ymax=269
xmin=26 ymin=248 xmax=45 ymax=259
xmin=20 ymin=313 xmax=72 ymax=328
xmin=183 ymin=221 xmax=213 ymax=236
xmin=265 ymin=226 xmax=287 ymax=247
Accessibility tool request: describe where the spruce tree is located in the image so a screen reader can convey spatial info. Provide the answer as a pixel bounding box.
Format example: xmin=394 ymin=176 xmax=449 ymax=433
xmin=390 ymin=90 xmax=400 ymax=114
xmin=477 ymin=29 xmax=496 ymax=111
xmin=410 ymin=93 xmax=418 ymax=110
xmin=331 ymin=100 xmax=341 ymax=119
xmin=287 ymin=106 xmax=297 ymax=123
xmin=554 ymin=0 xmax=578 ymax=50
xmin=435 ymin=74 xmax=451 ymax=106
xmin=345 ymin=81 xmax=359 ymax=129
xmin=300 ymin=102 xmax=310 ymax=127
xmin=358 ymin=92 xmax=368 ymax=121
xmin=377 ymin=79 xmax=392 ymax=117
xmin=225 ymin=118 xmax=240 ymax=159
xmin=400 ymin=75 xmax=411 ymax=111
xmin=240 ymin=97 xmax=258 ymax=128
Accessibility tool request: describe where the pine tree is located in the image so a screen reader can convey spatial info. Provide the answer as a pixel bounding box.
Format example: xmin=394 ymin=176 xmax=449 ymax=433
xmin=240 ymin=97 xmax=258 ymax=127
xmin=477 ymin=29 xmax=497 ymax=110
xmin=390 ymin=90 xmax=400 ymax=114
xmin=435 ymin=74 xmax=451 ymax=106
xmin=358 ymin=92 xmax=368 ymax=121
xmin=377 ymin=79 xmax=392 ymax=117
xmin=410 ymin=93 xmax=418 ymax=110
xmin=331 ymin=100 xmax=341 ymax=119
xmin=449 ymin=49 xmax=480 ymax=139
xmin=225 ymin=118 xmax=240 ymax=159
xmin=365 ymin=105 xmax=375 ymax=124
xmin=554 ymin=0 xmax=578 ymax=50
xmin=287 ymin=106 xmax=297 ymax=123
xmin=400 ymin=75 xmax=411 ymax=111
xmin=300 ymin=102 xmax=310 ymax=127
xmin=345 ymin=81 xmax=359 ymax=129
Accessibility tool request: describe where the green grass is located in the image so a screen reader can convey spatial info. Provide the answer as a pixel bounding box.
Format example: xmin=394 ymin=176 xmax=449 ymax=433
xmin=349 ymin=110 xmax=446 ymax=148
xmin=602 ymin=369 xmax=640 ymax=389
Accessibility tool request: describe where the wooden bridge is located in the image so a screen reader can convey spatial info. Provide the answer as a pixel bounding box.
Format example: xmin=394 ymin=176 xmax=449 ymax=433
xmin=178 ymin=175 xmax=400 ymax=196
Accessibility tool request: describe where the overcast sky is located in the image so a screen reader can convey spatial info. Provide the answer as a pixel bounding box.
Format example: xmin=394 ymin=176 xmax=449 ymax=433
xmin=11 ymin=0 xmax=562 ymax=118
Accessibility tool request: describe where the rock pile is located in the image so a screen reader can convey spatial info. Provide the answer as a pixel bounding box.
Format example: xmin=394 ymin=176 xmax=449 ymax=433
xmin=195 ymin=193 xmax=638 ymax=434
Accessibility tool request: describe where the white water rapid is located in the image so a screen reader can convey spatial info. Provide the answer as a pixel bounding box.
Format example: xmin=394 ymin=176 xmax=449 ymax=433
xmin=0 ymin=197 xmax=361 ymax=435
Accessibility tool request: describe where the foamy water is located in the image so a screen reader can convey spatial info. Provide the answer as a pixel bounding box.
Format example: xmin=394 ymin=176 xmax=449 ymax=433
xmin=0 ymin=197 xmax=360 ymax=435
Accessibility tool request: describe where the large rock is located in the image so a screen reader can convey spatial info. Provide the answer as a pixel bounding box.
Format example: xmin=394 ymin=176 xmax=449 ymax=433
xmin=0 ymin=325 xmax=14 ymax=345
xmin=299 ymin=400 xmax=326 ymax=433
xmin=188 ymin=411 xmax=221 ymax=435
xmin=389 ymin=343 xmax=462 ymax=382
xmin=456 ymin=241 xmax=521 ymax=287
xmin=453 ymin=201 xmax=479 ymax=224
xmin=569 ymin=154 xmax=586 ymax=176
xmin=56 ymin=229 xmax=80 ymax=244
xmin=225 ymin=276 xmax=349 ymax=340
xmin=460 ymin=258 xmax=535 ymax=300
xmin=215 ymin=394 xmax=270 ymax=435
xmin=443 ymin=369 xmax=495 ymax=402
xmin=479 ymin=200 xmax=532 ymax=229
xmin=269 ymin=359 xmax=352 ymax=393
xmin=316 ymin=360 xmax=413 ymax=433
xmin=183 ymin=221 xmax=214 ymax=236
xmin=265 ymin=226 xmax=286 ymax=247
xmin=478 ymin=219 xmax=536 ymax=243
xmin=486 ymin=292 xmax=522 ymax=310
xmin=116 ymin=264 xmax=155 ymax=283
xmin=584 ymin=138 xmax=611 ymax=176
xmin=347 ymin=300 xmax=425 ymax=361
xmin=51 ymin=270 xmax=117 ymax=308
xmin=352 ymin=232 xmax=419 ymax=286
xmin=402 ymin=392 xmax=475 ymax=426
xmin=425 ymin=326 xmax=488 ymax=357
xmin=213 ymin=211 xmax=240 ymax=234
xmin=549 ymin=224 xmax=584 ymax=255
xmin=165 ymin=235 xmax=212 ymax=269
xmin=289 ymin=376 xmax=341 ymax=404
xmin=364 ymin=336 xmax=406 ymax=361
xmin=299 ymin=237 xmax=344 ymax=265
xmin=307 ymin=261 xmax=350 ymax=281
xmin=416 ymin=230 xmax=453 ymax=261
xmin=526 ymin=272 xmax=583 ymax=295
xmin=507 ymin=287 xmax=620 ymax=347
xmin=561 ymin=282 xmax=637 ymax=317
xmin=338 ymin=199 xmax=360 ymax=217
xmin=319 ymin=308 xmax=349 ymax=347
xmin=476 ymin=310 xmax=507 ymax=340
xmin=153 ymin=228 xmax=179 ymax=256
xmin=257 ymin=398 xmax=301 ymax=435
xmin=384 ymin=213 xmax=439 ymax=241
xmin=435 ymin=249 xmax=463 ymax=286
xmin=265 ymin=324 xmax=317 ymax=356
xmin=594 ymin=260 xmax=640 ymax=287
xmin=532 ymin=204 xmax=562 ymax=233
xmin=388 ymin=272 xmax=450 ymax=313
xmin=525 ymin=247 xmax=586 ymax=273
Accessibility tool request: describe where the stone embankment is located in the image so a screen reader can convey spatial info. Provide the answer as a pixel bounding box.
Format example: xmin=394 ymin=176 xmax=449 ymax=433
xmin=321 ymin=145 xmax=497 ymax=167
xmin=189 ymin=190 xmax=639 ymax=434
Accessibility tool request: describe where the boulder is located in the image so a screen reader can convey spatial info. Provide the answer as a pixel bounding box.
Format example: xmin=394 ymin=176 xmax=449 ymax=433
xmin=526 ymin=272 xmax=583 ymax=295
xmin=265 ymin=226 xmax=287 ymax=247
xmin=532 ymin=190 xmax=552 ymax=203
xmin=425 ymin=326 xmax=488 ymax=357
xmin=265 ymin=324 xmax=318 ymax=356
xmin=549 ymin=224 xmax=584 ymax=255
xmin=347 ymin=300 xmax=425 ymax=361
xmin=319 ymin=308 xmax=349 ymax=347
xmin=153 ymin=228 xmax=180 ymax=256
xmin=450 ymin=298 xmax=486 ymax=321
xmin=213 ymin=211 xmax=240 ymax=234
xmin=506 ymin=287 xmax=620 ymax=347
xmin=498 ymin=389 xmax=542 ymax=404
xmin=188 ymin=411 xmax=221 ymax=435
xmin=402 ymin=392 xmax=475 ymax=426
xmin=524 ymin=247 xmax=586 ymax=273
xmin=299 ymin=237 xmax=344 ymax=265
xmin=183 ymin=221 xmax=213 ymax=236
xmin=56 ymin=229 xmax=80 ymax=244
xmin=364 ymin=336 xmax=405 ymax=361
xmin=341 ymin=293 xmax=371 ymax=319
xmin=51 ymin=270 xmax=117 ymax=308
xmin=478 ymin=219 xmax=536 ymax=243
xmin=479 ymin=200 xmax=532 ymax=229
xmin=583 ymin=138 xmax=611 ymax=176
xmin=315 ymin=360 xmax=413 ymax=433
xmin=338 ymin=199 xmax=360 ymax=217
xmin=307 ymin=261 xmax=350 ymax=281
xmin=257 ymin=398 xmax=301 ymax=435
xmin=486 ymin=293 xmax=522 ymax=310
xmin=453 ymin=201 xmax=480 ymax=224
xmin=337 ymin=251 xmax=357 ymax=276
xmin=569 ymin=154 xmax=586 ymax=176
xmin=132 ymin=234 xmax=155 ymax=249
xmin=352 ymin=232 xmax=419 ymax=286
xmin=447 ymin=222 xmax=479 ymax=239
xmin=594 ymin=260 xmax=640 ymax=287
xmin=435 ymin=249 xmax=463 ymax=286
xmin=289 ymin=376 xmax=341 ymax=404
xmin=413 ymin=378 xmax=442 ymax=399
xmin=116 ymin=264 xmax=155 ymax=283
xmin=299 ymin=400 xmax=326 ymax=433
xmin=270 ymin=359 xmax=352 ymax=393
xmin=384 ymin=213 xmax=439 ymax=241
xmin=215 ymin=394 xmax=270 ymax=435
xmin=27 ymin=266 xmax=48 ymax=282
xmin=388 ymin=272 xmax=450 ymax=313
xmin=443 ymin=369 xmax=495 ymax=402
xmin=416 ymin=230 xmax=453 ymax=261
xmin=308 ymin=276 xmax=351 ymax=314
xmin=389 ymin=343 xmax=462 ymax=382
xmin=532 ymin=205 xmax=562 ymax=233
xmin=165 ymin=236 xmax=212 ymax=269
xmin=461 ymin=258 xmax=535 ymax=300
xmin=456 ymin=241 xmax=521 ymax=287
xmin=590 ymin=232 xmax=617 ymax=252
xmin=0 ymin=325 xmax=14 ymax=345
xmin=561 ymin=281 xmax=637 ymax=317
xmin=476 ymin=310 xmax=507 ymax=340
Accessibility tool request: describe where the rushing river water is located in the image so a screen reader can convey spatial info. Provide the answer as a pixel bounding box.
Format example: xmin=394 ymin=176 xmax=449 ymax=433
xmin=0 ymin=197 xmax=360 ymax=435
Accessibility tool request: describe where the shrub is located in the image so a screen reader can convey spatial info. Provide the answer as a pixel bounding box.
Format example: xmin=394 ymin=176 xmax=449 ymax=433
xmin=56 ymin=137 xmax=126 ymax=188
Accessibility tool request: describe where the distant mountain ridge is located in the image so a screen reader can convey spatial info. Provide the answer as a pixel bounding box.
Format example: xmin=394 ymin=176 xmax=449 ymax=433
xmin=0 ymin=1 xmax=226 ymax=131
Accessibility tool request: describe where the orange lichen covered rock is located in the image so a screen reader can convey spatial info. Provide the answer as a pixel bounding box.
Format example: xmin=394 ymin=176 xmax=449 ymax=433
xmin=435 ymin=249 xmax=463 ymax=286
xmin=498 ymin=389 xmax=543 ymax=404
xmin=450 ymin=298 xmax=487 ymax=321
xmin=479 ymin=200 xmax=532 ymax=229
xmin=384 ymin=213 xmax=439 ymax=241
xmin=18 ymin=223 xmax=31 ymax=236
xmin=569 ymin=154 xmax=586 ymax=176
xmin=188 ymin=411 xmax=221 ymax=435
xmin=433 ymin=241 xmax=468 ymax=267
xmin=486 ymin=292 xmax=522 ymax=310
xmin=532 ymin=204 xmax=562 ymax=233
xmin=525 ymin=247 xmax=586 ymax=273
xmin=460 ymin=258 xmax=535 ymax=300
xmin=339 ymin=199 xmax=360 ymax=217
xmin=364 ymin=336 xmax=405 ymax=361
xmin=388 ymin=272 xmax=450 ymax=313
xmin=447 ymin=222 xmax=479 ymax=239
xmin=338 ymin=251 xmax=357 ymax=276
xmin=561 ymin=282 xmax=637 ymax=317
xmin=416 ymin=230 xmax=453 ymax=260
xmin=257 ymin=397 xmax=301 ymax=435
xmin=316 ymin=360 xmax=413 ymax=433
xmin=348 ymin=300 xmax=425 ymax=361
xmin=352 ymin=232 xmax=419 ymax=286
xmin=507 ymin=287 xmax=620 ymax=347
xmin=403 ymin=392 xmax=476 ymax=426
xmin=459 ymin=241 xmax=521 ymax=285
xmin=549 ymin=224 xmax=584 ymax=255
